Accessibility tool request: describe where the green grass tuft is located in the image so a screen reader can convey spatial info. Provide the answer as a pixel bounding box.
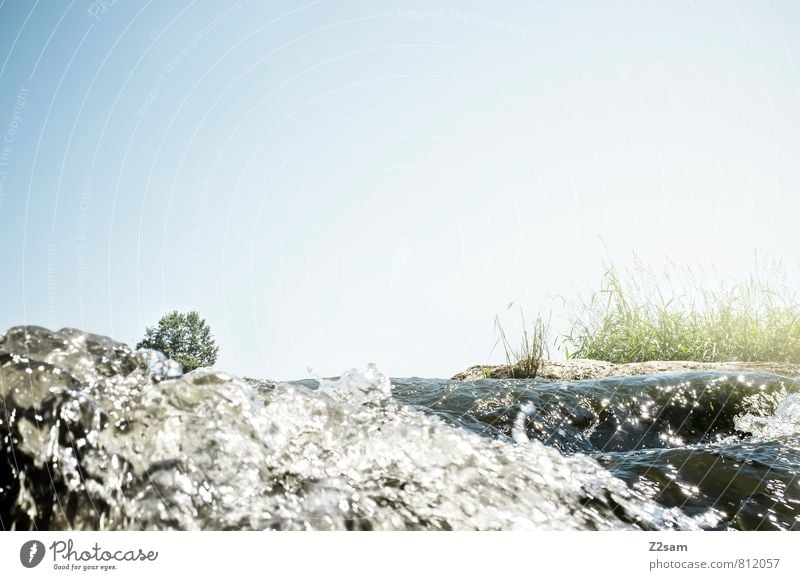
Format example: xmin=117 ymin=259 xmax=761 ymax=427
xmin=494 ymin=307 xmax=550 ymax=378
xmin=565 ymin=259 xmax=800 ymax=364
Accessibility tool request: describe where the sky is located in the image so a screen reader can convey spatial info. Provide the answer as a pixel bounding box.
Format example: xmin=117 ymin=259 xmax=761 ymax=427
xmin=0 ymin=0 xmax=799 ymax=380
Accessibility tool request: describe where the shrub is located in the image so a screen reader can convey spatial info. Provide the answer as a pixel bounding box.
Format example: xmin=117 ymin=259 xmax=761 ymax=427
xmin=136 ymin=311 xmax=219 ymax=371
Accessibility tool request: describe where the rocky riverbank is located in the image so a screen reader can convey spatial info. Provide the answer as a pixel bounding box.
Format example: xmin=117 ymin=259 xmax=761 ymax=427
xmin=452 ymin=359 xmax=800 ymax=382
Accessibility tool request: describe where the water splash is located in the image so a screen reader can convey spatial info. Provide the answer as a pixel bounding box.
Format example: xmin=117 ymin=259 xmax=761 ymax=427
xmin=1 ymin=326 xmax=701 ymax=530
xmin=736 ymin=393 xmax=800 ymax=439
xmin=392 ymin=372 xmax=800 ymax=530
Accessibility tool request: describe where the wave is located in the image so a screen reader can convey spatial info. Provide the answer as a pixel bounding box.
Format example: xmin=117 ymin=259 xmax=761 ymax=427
xmin=1 ymin=326 xmax=797 ymax=530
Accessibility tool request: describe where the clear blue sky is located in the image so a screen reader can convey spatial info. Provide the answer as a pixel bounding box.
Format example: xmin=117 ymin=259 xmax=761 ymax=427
xmin=1 ymin=1 xmax=799 ymax=379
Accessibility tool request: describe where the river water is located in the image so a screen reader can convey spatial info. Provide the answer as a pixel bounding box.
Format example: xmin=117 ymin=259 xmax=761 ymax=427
xmin=1 ymin=326 xmax=798 ymax=530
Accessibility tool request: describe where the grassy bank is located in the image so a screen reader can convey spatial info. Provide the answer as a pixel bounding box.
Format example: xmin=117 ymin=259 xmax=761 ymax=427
xmin=495 ymin=260 xmax=800 ymax=377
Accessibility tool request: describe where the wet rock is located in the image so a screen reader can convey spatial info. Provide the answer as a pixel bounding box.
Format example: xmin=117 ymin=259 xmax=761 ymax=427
xmin=452 ymin=359 xmax=800 ymax=382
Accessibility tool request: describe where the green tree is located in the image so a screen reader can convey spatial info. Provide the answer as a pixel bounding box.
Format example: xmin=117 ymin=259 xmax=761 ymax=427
xmin=136 ymin=311 xmax=219 ymax=371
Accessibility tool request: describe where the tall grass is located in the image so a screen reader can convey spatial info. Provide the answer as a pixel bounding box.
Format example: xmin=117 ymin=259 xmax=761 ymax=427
xmin=494 ymin=307 xmax=550 ymax=378
xmin=565 ymin=260 xmax=800 ymax=363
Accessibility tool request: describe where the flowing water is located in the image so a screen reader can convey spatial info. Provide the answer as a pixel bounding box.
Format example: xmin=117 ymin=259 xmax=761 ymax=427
xmin=1 ymin=326 xmax=798 ymax=530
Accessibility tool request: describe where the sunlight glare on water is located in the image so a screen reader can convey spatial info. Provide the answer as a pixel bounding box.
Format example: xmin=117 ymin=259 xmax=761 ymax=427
xmin=2 ymin=326 xmax=799 ymax=530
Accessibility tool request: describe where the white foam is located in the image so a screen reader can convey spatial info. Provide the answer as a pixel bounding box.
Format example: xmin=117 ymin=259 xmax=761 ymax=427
xmin=736 ymin=393 xmax=800 ymax=439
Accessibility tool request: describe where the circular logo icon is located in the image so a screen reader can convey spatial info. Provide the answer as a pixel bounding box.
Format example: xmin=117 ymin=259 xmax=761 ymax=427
xmin=20 ymin=540 xmax=46 ymax=568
